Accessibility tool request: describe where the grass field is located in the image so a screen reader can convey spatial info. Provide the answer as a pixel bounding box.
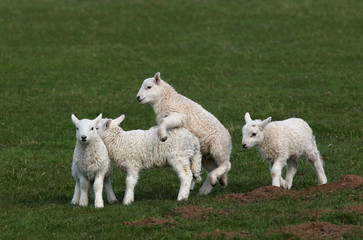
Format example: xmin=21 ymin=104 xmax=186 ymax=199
xmin=0 ymin=0 xmax=362 ymax=239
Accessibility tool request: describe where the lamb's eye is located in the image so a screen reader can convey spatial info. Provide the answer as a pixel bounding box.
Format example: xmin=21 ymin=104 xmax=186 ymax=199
xmin=251 ymin=133 xmax=257 ymax=137
xmin=76 ymin=127 xmax=79 ymax=131
xmin=146 ymin=86 xmax=152 ymax=90
xmin=91 ymin=127 xmax=94 ymax=131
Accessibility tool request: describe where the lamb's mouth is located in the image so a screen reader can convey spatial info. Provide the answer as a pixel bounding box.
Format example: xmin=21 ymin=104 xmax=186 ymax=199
xmin=136 ymin=96 xmax=144 ymax=103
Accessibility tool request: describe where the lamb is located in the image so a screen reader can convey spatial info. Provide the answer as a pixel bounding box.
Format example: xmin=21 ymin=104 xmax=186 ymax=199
xmin=241 ymin=112 xmax=327 ymax=189
xmin=136 ymin=72 xmax=232 ymax=196
xmin=97 ymin=114 xmax=202 ymax=205
xmin=71 ymin=114 xmax=118 ymax=208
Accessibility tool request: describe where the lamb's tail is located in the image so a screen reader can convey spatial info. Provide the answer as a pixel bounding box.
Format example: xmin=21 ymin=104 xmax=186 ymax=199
xmin=190 ymin=144 xmax=202 ymax=183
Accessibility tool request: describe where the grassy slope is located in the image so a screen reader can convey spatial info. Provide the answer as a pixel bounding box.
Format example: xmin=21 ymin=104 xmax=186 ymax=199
xmin=0 ymin=0 xmax=362 ymax=239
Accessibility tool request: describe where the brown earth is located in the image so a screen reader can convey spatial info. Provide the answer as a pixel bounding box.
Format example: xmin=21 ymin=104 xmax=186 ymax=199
xmin=220 ymin=175 xmax=363 ymax=203
xmin=273 ymin=221 xmax=362 ymax=240
xmin=167 ymin=205 xmax=231 ymax=220
xmin=303 ymin=175 xmax=363 ymax=193
xmin=219 ymin=185 xmax=299 ymax=203
xmin=196 ymin=229 xmax=249 ymax=239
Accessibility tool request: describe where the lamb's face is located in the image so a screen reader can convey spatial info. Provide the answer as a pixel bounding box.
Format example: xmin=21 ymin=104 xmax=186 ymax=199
xmin=136 ymin=72 xmax=162 ymax=105
xmin=72 ymin=114 xmax=102 ymax=144
xmin=241 ymin=112 xmax=271 ymax=149
xmin=242 ymin=121 xmax=263 ymax=149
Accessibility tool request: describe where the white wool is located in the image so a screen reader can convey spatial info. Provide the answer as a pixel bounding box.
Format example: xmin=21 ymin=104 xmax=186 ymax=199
xmin=242 ymin=112 xmax=328 ymax=189
xmin=97 ymin=115 xmax=202 ymax=205
xmin=136 ymin=72 xmax=232 ymax=195
xmin=71 ymin=114 xmax=117 ymax=208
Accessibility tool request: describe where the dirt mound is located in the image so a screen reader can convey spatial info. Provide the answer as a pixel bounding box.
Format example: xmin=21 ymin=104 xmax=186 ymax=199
xmin=168 ymin=205 xmax=231 ymax=220
xmin=338 ymin=204 xmax=363 ymax=214
xmin=273 ymin=221 xmax=362 ymax=239
xmin=196 ymin=229 xmax=249 ymax=239
xmin=220 ymin=185 xmax=299 ymax=203
xmin=303 ymin=175 xmax=363 ymax=193
xmin=123 ymin=217 xmax=176 ymax=227
xmin=220 ymin=175 xmax=363 ymax=203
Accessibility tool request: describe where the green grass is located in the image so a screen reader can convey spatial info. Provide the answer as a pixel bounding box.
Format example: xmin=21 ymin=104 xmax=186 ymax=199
xmin=1 ymin=0 xmax=362 ymax=239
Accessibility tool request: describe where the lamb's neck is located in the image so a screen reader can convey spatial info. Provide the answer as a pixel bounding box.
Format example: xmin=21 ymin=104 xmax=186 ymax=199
xmin=153 ymin=83 xmax=178 ymax=114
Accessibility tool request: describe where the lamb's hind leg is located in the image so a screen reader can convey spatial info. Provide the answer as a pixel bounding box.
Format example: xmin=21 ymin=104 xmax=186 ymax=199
xmin=198 ymin=156 xmax=218 ymax=196
xmin=71 ymin=179 xmax=80 ymax=205
xmin=306 ymin=140 xmax=327 ymax=185
xmin=207 ymin=144 xmax=231 ymax=188
xmin=104 ymin=177 xmax=118 ymax=204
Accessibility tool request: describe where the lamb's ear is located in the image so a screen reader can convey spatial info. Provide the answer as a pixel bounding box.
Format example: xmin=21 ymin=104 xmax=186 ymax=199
xmin=114 ymin=115 xmax=125 ymax=126
xmin=259 ymin=117 xmax=271 ymax=130
xmin=104 ymin=119 xmax=112 ymax=130
xmin=94 ymin=113 xmax=102 ymax=124
xmin=154 ymin=72 xmax=161 ymax=84
xmin=71 ymin=114 xmax=79 ymax=125
xmin=244 ymin=112 xmax=252 ymax=123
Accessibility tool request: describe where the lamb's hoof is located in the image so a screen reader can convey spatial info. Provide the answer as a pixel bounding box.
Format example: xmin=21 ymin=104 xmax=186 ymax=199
xmin=109 ymin=199 xmax=119 ymax=204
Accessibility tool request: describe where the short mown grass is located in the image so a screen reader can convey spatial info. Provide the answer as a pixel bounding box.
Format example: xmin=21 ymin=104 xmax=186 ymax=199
xmin=1 ymin=0 xmax=362 ymax=239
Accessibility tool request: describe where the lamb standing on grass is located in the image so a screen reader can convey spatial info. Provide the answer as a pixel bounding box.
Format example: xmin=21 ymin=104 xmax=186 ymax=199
xmin=136 ymin=72 xmax=232 ymax=196
xmin=241 ymin=112 xmax=327 ymax=189
xmin=71 ymin=114 xmax=118 ymax=208
xmin=97 ymin=114 xmax=202 ymax=205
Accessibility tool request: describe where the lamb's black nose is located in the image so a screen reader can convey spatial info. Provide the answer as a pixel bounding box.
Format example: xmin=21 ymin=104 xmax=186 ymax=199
xmin=81 ymin=135 xmax=87 ymax=141
xmin=242 ymin=144 xmax=247 ymax=149
xmin=136 ymin=96 xmax=141 ymax=102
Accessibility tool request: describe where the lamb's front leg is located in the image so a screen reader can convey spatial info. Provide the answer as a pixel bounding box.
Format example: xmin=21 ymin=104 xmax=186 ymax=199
xmin=93 ymin=174 xmax=105 ymax=208
xmin=270 ymin=160 xmax=285 ymax=187
xmin=158 ymin=112 xmax=187 ymax=141
xmin=269 ymin=161 xmax=286 ymax=188
xmin=123 ymin=170 xmax=139 ymax=205
xmin=79 ymin=175 xmax=90 ymax=206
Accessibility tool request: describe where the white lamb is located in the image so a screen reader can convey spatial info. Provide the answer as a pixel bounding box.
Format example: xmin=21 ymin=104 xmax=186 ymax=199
xmin=241 ymin=112 xmax=327 ymax=189
xmin=136 ymin=72 xmax=232 ymax=196
xmin=97 ymin=114 xmax=202 ymax=205
xmin=71 ymin=114 xmax=118 ymax=208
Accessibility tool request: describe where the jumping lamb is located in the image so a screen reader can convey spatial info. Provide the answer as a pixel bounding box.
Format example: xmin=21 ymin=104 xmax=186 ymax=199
xmin=241 ymin=112 xmax=327 ymax=189
xmin=97 ymin=114 xmax=202 ymax=205
xmin=136 ymin=72 xmax=232 ymax=196
xmin=71 ymin=114 xmax=118 ymax=208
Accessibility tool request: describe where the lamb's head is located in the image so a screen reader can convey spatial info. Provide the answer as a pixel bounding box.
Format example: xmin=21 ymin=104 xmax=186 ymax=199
xmin=136 ymin=72 xmax=164 ymax=105
xmin=71 ymin=113 xmax=102 ymax=144
xmin=97 ymin=114 xmax=125 ymax=137
xmin=242 ymin=112 xmax=271 ymax=149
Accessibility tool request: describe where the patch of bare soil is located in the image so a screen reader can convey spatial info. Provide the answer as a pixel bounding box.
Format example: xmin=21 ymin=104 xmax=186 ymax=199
xmin=196 ymin=229 xmax=249 ymax=239
xmin=168 ymin=205 xmax=231 ymax=220
xmin=273 ymin=221 xmax=362 ymax=240
xmin=220 ymin=185 xmax=299 ymax=203
xmin=303 ymin=175 xmax=363 ymax=193
xmin=220 ymin=175 xmax=363 ymax=203
xmin=123 ymin=217 xmax=176 ymax=227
